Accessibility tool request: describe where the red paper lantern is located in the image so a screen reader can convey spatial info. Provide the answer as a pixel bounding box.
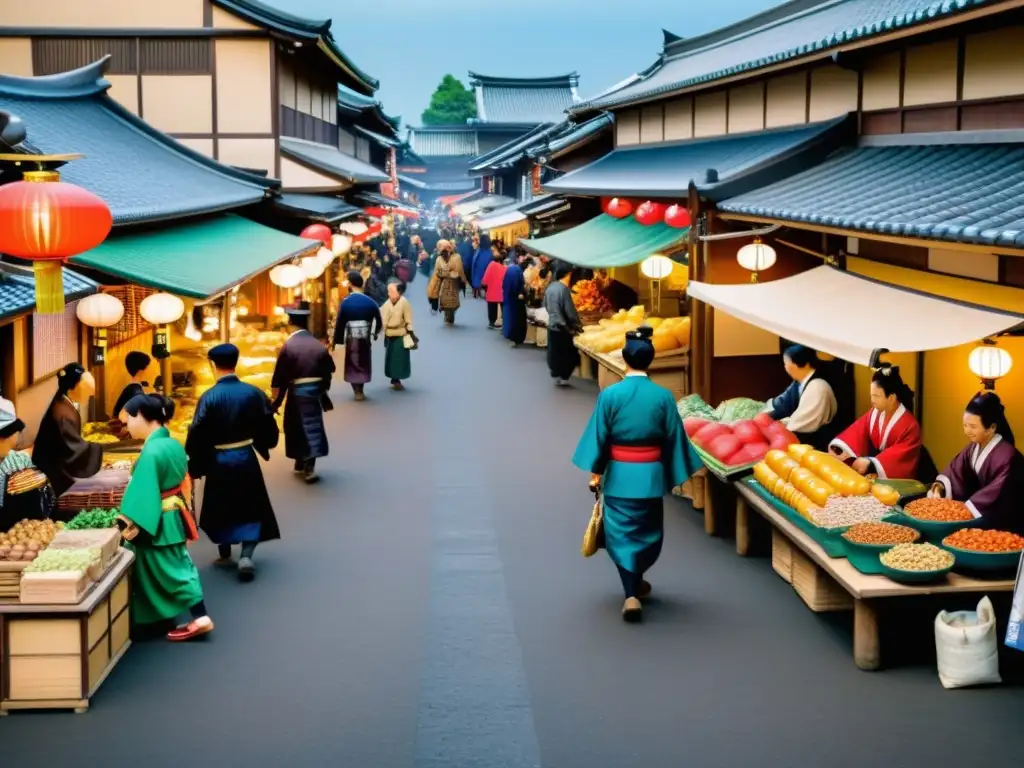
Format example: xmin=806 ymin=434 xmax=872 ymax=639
xmin=0 ymin=171 xmax=113 ymax=314
xmin=299 ymin=223 xmax=333 ymax=246
xmin=600 ymin=196 xmax=614 ymax=213
xmin=634 ymin=201 xmax=666 ymax=226
xmin=664 ymin=204 xmax=692 ymax=229
xmin=364 ymin=206 xmax=388 ymax=218
xmin=606 ymin=197 xmax=633 ymax=219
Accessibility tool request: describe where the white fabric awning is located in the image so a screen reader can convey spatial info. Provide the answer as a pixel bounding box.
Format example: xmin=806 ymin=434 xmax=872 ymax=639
xmin=686 ymin=265 xmax=1024 ymax=366
xmin=453 ymin=201 xmax=484 ymax=216
xmin=476 ymin=208 xmax=527 ymax=231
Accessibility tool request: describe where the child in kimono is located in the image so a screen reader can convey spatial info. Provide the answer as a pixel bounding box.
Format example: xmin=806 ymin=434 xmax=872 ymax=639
xmin=119 ymin=394 xmax=212 ymax=642
xmin=830 ymin=365 xmax=921 ymax=480
xmin=573 ymin=327 xmax=702 ymax=622
xmin=930 ymin=392 xmax=1024 ymax=533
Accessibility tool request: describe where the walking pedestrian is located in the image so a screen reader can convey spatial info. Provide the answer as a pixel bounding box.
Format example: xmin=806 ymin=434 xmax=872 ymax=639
xmin=501 ymin=252 xmax=529 ymax=347
xmin=544 ymin=262 xmax=583 ymax=386
xmin=332 ymin=271 xmax=383 ymax=401
xmin=185 ymin=344 xmax=281 ymax=582
xmin=381 ymin=281 xmax=417 ymax=391
xmin=572 ymin=327 xmax=702 ymax=622
xmin=271 ymin=302 xmax=335 ymax=482
xmin=481 ymin=245 xmax=507 ymax=330
xmin=432 ymin=239 xmax=467 ymax=326
xmin=118 ymin=393 xmax=212 ymax=641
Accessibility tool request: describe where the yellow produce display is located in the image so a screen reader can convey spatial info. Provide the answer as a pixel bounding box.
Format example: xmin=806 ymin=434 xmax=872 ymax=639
xmin=765 ymin=450 xmax=800 ymax=482
xmin=871 ymin=483 xmax=901 ymax=506
xmin=753 ymin=461 xmax=819 ymax=519
xmin=787 ymin=443 xmax=814 ymax=462
xmin=575 ymin=309 xmax=691 ymax=356
xmin=788 ymin=467 xmax=836 ymax=507
xmin=801 ymin=450 xmax=872 ymax=496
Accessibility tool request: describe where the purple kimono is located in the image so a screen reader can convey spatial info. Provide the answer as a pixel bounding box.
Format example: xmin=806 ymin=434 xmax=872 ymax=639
xmin=937 ymin=434 xmax=1024 ymax=533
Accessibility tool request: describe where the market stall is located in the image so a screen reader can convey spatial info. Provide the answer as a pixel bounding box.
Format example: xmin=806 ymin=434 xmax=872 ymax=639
xmin=0 ymin=518 xmax=131 ymax=713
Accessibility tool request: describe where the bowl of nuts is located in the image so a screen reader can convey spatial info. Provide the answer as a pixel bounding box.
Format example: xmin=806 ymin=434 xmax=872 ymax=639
xmin=941 ymin=529 xmax=1024 ymax=572
xmin=878 ymin=542 xmax=955 ymax=584
xmin=841 ymin=521 xmax=921 ymax=553
xmin=899 ymin=498 xmax=983 ymax=541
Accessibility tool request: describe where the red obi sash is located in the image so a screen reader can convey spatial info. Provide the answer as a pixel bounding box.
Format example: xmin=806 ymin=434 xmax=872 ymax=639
xmin=610 ymin=445 xmax=662 ymax=463
xmin=161 ymin=475 xmax=199 ymax=542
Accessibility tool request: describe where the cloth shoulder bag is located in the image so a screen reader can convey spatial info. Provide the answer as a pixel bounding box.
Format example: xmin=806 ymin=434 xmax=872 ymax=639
xmin=581 ymin=496 xmax=603 ymax=558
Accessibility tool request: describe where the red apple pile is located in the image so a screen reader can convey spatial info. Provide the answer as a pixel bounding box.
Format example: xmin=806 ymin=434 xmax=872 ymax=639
xmin=684 ymin=412 xmax=798 ymax=466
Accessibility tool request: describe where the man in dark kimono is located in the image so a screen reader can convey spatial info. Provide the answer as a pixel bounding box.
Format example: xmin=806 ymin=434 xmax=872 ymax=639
xmin=331 ymin=271 xmax=383 ymax=402
xmin=271 ymin=302 xmax=335 ymax=484
xmin=185 ymin=344 xmax=280 ymax=582
xmin=502 ymin=252 xmax=529 ymax=348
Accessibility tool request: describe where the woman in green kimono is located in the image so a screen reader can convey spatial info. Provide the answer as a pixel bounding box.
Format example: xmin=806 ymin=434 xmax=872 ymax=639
xmin=573 ymin=326 xmax=702 ymax=622
xmin=118 ymin=394 xmax=213 ymax=642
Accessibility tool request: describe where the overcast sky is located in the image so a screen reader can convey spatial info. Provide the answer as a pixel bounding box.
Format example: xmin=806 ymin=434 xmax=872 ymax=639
xmin=275 ymin=0 xmax=780 ymax=127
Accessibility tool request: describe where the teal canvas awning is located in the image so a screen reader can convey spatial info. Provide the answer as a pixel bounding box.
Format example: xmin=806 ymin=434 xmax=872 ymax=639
xmin=519 ymin=214 xmax=688 ymax=268
xmin=72 ymin=214 xmax=319 ymax=299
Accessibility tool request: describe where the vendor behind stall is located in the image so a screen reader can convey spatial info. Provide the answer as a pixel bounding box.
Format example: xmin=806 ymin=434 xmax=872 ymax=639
xmin=113 ymin=351 xmax=152 ymax=421
xmin=764 ymin=345 xmax=839 ymax=451
xmin=829 ymin=365 xmax=921 ymax=479
xmin=32 ymin=362 xmax=103 ymax=497
xmin=0 ymin=397 xmax=56 ymax=531
xmin=930 ymin=392 xmax=1024 ymax=532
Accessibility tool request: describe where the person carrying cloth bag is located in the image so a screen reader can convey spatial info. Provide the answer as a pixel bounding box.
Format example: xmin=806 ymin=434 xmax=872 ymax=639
xmin=380 ymin=280 xmax=418 ymax=391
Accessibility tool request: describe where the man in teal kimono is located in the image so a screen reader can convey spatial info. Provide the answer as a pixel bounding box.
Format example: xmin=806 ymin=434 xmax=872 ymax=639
xmin=573 ymin=326 xmax=701 ymax=622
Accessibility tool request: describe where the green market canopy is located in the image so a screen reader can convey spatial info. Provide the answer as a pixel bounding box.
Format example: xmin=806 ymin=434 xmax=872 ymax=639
xmin=519 ymin=214 xmax=688 ymax=268
xmin=72 ymin=214 xmax=319 ymax=299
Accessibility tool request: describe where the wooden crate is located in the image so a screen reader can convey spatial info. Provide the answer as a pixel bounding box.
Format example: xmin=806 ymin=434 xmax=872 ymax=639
xmin=790 ymin=548 xmax=853 ymax=612
xmin=772 ymin=529 xmax=793 ymax=583
xmin=1 ymin=550 xmax=133 ymax=715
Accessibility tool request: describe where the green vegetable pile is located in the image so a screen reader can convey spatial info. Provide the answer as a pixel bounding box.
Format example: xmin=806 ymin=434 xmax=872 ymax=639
xmin=24 ymin=547 xmax=101 ymax=573
xmin=65 ymin=508 xmax=119 ymax=530
xmin=676 ymin=394 xmax=716 ymax=421
xmin=713 ymin=397 xmax=767 ymax=423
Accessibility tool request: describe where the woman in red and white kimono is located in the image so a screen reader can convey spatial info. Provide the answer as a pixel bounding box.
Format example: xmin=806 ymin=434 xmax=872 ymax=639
xmin=930 ymin=392 xmax=1024 ymax=533
xmin=829 ymin=365 xmax=921 ymax=480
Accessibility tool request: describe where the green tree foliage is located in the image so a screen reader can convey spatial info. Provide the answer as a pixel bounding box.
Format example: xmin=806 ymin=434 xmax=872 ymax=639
xmin=421 ymin=75 xmax=478 ymax=125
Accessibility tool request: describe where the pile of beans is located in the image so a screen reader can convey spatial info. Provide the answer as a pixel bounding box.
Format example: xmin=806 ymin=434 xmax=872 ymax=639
xmin=880 ymin=543 xmax=954 ymax=571
xmin=810 ymin=495 xmax=890 ymax=528
xmin=843 ymin=522 xmax=920 ymax=545
xmin=904 ymin=498 xmax=973 ymax=522
xmin=943 ymin=529 xmax=1024 ymax=553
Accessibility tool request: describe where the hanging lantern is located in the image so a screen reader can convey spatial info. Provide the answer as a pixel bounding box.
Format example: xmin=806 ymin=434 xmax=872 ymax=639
xmin=0 ymin=170 xmax=113 ymax=314
xmin=299 ymin=223 xmax=332 ymax=246
xmin=664 ymin=204 xmax=692 ymax=229
xmin=339 ymin=221 xmax=369 ymax=236
xmin=969 ymin=340 xmax=1013 ymax=391
xmin=331 ymin=233 xmax=352 ymax=256
xmin=600 ymin=196 xmax=614 ymax=213
xmin=736 ymin=238 xmax=777 ymax=283
xmin=269 ymin=264 xmax=304 ymax=289
xmin=316 ymin=246 xmax=335 ymax=265
xmin=364 ymin=206 xmax=388 ymax=218
xmin=606 ymin=197 xmax=633 ymax=219
xmin=139 ymin=292 xmax=185 ymax=360
xmin=640 ymin=254 xmax=673 ymax=280
xmin=301 ymin=255 xmax=327 ymax=279
xmin=76 ymin=293 xmax=125 ymax=366
xmin=634 ymin=201 xmax=666 ymax=226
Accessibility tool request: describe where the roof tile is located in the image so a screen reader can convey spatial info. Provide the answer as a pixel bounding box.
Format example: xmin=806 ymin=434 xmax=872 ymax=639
xmin=280 ymin=137 xmax=389 ymax=184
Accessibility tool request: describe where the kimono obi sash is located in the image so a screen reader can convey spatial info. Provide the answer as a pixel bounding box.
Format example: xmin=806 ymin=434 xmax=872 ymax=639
xmin=214 ymin=439 xmax=253 ymax=451
xmin=610 ymin=445 xmax=662 ymax=463
xmin=346 ymin=320 xmax=371 ymax=341
xmin=160 ymin=482 xmax=199 ymax=542
xmin=293 ymin=377 xmax=322 ymax=386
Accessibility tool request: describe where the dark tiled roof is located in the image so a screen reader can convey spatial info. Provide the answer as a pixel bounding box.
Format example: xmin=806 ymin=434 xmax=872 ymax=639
xmin=0 ymin=59 xmax=272 ymax=226
xmin=470 ymin=123 xmax=559 ymax=172
xmin=719 ymin=138 xmax=1024 ymax=247
xmin=577 ymin=0 xmax=998 ymax=112
xmin=280 ymin=137 xmax=389 ymax=184
xmin=0 ymin=266 xmax=97 ymax=322
xmin=337 ymin=85 xmax=400 ymax=138
xmin=518 ymin=195 xmax=565 ymax=216
xmin=534 ymin=114 xmax=614 ymax=160
xmin=355 ymin=191 xmax=402 ymax=208
xmin=545 ymin=115 xmax=850 ymax=200
xmin=406 ymin=178 xmax=477 ymax=192
xmin=470 ymin=72 xmax=579 ymax=124
xmin=271 ymin=193 xmax=361 ymax=223
xmin=355 ymin=125 xmax=400 ymax=148
xmin=212 ymin=0 xmax=378 ymax=93
xmin=408 ymin=127 xmax=479 ymax=157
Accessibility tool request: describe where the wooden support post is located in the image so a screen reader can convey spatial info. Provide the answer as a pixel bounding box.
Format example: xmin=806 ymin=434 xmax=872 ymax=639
xmin=854 ymin=599 xmax=881 ymax=671
xmin=704 ymin=479 xmax=717 ymax=536
xmin=220 ymin=299 xmax=230 ymax=343
xmin=736 ymin=495 xmax=751 ymax=556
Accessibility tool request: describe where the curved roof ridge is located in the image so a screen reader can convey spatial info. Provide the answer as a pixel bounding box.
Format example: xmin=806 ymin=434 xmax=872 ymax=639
xmin=468 ymin=72 xmax=581 ymax=88
xmin=0 ymin=57 xmax=110 ymax=100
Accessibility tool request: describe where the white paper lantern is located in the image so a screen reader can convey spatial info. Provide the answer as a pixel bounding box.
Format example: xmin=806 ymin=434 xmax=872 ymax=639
xmin=737 ymin=239 xmax=777 ymax=274
xmin=640 ymin=254 xmax=673 ymax=280
xmin=317 ymin=246 xmax=335 ymax=266
xmin=76 ymin=293 xmax=124 ymax=328
xmin=139 ymin=292 xmax=185 ymax=325
xmin=269 ymin=264 xmax=304 ymax=288
xmin=969 ymin=343 xmax=1012 ymax=387
xmin=339 ymin=221 xmax=368 ymax=236
xmin=331 ymin=233 xmax=352 ymax=256
xmin=301 ymin=255 xmax=327 ymax=279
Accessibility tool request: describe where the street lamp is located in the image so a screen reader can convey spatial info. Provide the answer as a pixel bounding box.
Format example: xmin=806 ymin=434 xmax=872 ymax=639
xmin=76 ymin=293 xmax=124 ymax=366
xmin=140 ymin=292 xmax=185 ymax=395
xmin=968 ymin=339 xmax=1013 ymax=391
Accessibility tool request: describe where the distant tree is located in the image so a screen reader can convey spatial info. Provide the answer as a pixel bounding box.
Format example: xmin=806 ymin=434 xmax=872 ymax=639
xmin=421 ymin=74 xmax=478 ymax=125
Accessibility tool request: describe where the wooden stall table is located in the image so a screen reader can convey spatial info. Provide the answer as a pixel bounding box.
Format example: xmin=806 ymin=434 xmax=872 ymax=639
xmin=575 ymin=346 xmax=689 ymax=400
xmin=734 ymin=483 xmax=1014 ymax=671
xmin=0 ymin=549 xmax=134 ymax=714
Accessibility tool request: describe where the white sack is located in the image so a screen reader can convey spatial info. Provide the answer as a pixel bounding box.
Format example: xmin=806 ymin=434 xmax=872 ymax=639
xmin=934 ymin=596 xmax=1002 ymax=689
